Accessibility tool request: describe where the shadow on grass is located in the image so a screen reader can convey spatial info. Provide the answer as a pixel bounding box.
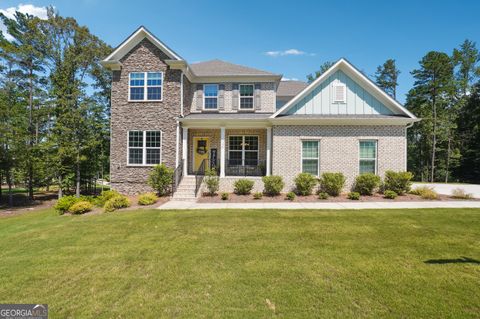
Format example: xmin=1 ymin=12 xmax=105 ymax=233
xmin=425 ymin=257 xmax=480 ymax=265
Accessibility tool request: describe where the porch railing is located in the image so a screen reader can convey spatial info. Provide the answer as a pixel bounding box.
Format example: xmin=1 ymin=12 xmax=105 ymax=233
xmin=195 ymin=159 xmax=207 ymax=196
xmin=225 ymin=159 xmax=266 ymax=177
xmin=171 ymin=160 xmax=184 ymax=195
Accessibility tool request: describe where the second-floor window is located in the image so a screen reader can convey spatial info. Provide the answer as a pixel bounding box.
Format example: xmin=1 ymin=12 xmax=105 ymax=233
xmin=129 ymin=72 xmax=163 ymax=101
xmin=239 ymin=84 xmax=254 ymax=109
xmin=203 ymin=84 xmax=218 ymax=110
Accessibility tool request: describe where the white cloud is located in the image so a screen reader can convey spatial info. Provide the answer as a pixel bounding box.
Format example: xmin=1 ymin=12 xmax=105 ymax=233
xmin=0 ymin=4 xmax=49 ymax=41
xmin=281 ymin=77 xmax=299 ymax=81
xmin=264 ymin=49 xmax=315 ymax=57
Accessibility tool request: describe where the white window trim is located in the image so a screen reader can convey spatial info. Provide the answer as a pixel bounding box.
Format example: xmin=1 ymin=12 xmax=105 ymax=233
xmin=332 ymin=82 xmax=347 ymax=104
xmin=239 ymin=84 xmax=255 ymax=110
xmin=301 ymin=140 xmax=320 ymax=176
xmin=228 ymin=135 xmax=259 ymax=166
xmin=203 ymin=84 xmax=219 ymax=110
xmin=128 ymin=72 xmax=163 ymax=102
xmin=127 ymin=130 xmax=162 ymax=166
xmin=359 ymin=139 xmax=378 ymax=175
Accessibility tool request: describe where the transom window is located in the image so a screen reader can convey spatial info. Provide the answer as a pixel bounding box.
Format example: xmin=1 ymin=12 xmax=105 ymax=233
xmin=239 ymin=84 xmax=254 ymax=109
xmin=203 ymin=84 xmax=218 ymax=110
xmin=302 ymin=140 xmax=319 ymax=176
xmin=129 ymin=72 xmax=163 ymax=101
xmin=359 ymin=140 xmax=377 ymax=174
xmin=128 ymin=131 xmax=162 ymax=165
xmin=228 ymin=136 xmax=258 ymax=165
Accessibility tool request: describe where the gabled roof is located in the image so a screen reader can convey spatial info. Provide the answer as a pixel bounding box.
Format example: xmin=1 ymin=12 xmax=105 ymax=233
xmin=272 ymin=58 xmax=418 ymax=119
xmin=190 ymin=59 xmax=279 ymax=77
xmin=101 ymin=26 xmax=183 ymax=68
xmin=277 ymin=80 xmax=308 ymax=97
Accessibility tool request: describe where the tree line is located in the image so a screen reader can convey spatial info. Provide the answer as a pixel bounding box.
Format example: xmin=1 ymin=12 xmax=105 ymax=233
xmin=308 ymin=40 xmax=480 ymax=183
xmin=0 ymin=8 xmax=111 ymax=205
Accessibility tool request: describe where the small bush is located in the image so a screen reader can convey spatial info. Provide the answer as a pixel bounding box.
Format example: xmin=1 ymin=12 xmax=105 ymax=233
xmin=234 ymin=179 xmax=254 ymax=195
xmin=294 ymin=173 xmax=317 ymax=196
xmin=204 ymin=168 xmax=219 ymax=196
xmin=138 ymin=193 xmax=158 ymax=205
xmin=318 ymin=192 xmax=329 ymax=200
xmin=451 ymin=188 xmax=473 ymax=199
xmin=95 ymin=190 xmax=120 ymax=207
xmin=221 ymin=192 xmax=229 ymax=200
xmin=411 ymin=186 xmax=438 ymax=200
xmin=262 ymin=175 xmax=284 ymax=196
xmin=54 ymin=195 xmax=82 ymax=215
xmin=104 ymin=195 xmax=131 ymax=212
xmin=347 ymin=192 xmax=360 ymax=200
xmin=354 ymin=173 xmax=381 ymax=195
xmin=383 ymin=190 xmax=398 ymax=199
xmin=383 ymin=171 xmax=413 ymax=195
xmin=319 ymin=172 xmax=345 ymax=196
xmin=286 ymin=191 xmax=296 ymax=201
xmin=148 ymin=164 xmax=174 ymax=196
xmin=69 ymin=201 xmax=93 ymax=214
xmin=253 ymin=192 xmax=263 ymax=200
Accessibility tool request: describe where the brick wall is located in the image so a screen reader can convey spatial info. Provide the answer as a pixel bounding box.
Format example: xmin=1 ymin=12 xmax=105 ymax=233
xmin=272 ymin=125 xmax=406 ymax=192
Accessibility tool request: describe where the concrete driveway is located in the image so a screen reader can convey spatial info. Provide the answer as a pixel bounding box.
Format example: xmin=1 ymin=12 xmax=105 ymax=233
xmin=412 ymin=183 xmax=480 ymax=198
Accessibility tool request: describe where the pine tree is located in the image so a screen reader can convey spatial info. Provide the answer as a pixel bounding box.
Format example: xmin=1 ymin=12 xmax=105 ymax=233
xmin=307 ymin=61 xmax=335 ymax=83
xmin=375 ymin=59 xmax=400 ymax=99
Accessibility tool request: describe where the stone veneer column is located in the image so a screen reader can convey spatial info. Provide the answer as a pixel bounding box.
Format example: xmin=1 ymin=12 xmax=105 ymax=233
xmin=182 ymin=127 xmax=188 ymax=176
xmin=220 ymin=127 xmax=226 ymax=177
xmin=266 ymin=127 xmax=272 ymax=176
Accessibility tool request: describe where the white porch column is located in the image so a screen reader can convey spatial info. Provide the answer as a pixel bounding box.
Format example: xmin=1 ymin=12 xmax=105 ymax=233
xmin=266 ymin=127 xmax=272 ymax=176
xmin=220 ymin=127 xmax=226 ymax=177
xmin=182 ymin=127 xmax=188 ymax=176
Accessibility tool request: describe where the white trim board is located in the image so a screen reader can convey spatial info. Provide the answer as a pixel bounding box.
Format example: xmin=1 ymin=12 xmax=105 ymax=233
xmin=271 ymin=58 xmax=418 ymax=120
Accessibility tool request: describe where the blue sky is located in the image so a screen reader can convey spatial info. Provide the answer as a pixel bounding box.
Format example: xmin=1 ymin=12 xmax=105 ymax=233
xmin=1 ymin=0 xmax=479 ymax=103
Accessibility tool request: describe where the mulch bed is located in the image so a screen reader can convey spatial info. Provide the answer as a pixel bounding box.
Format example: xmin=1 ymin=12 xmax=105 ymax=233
xmin=198 ymin=192 xmax=479 ymax=203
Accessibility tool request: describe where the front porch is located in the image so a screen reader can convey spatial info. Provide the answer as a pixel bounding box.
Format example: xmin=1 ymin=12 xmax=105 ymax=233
xmin=181 ymin=127 xmax=272 ymax=178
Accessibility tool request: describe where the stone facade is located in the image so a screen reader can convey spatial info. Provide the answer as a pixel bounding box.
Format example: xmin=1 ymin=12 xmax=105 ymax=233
xmin=110 ymin=38 xmax=181 ymax=194
xmin=272 ymin=125 xmax=406 ymax=192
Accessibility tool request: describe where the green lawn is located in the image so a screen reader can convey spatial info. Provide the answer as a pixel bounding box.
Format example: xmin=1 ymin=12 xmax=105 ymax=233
xmin=0 ymin=208 xmax=479 ymax=318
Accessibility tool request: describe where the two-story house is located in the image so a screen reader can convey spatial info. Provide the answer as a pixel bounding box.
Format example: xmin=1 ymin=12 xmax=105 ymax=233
xmin=101 ymin=26 xmax=419 ymax=197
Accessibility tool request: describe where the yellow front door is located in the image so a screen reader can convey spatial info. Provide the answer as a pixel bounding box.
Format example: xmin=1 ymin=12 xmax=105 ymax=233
xmin=193 ymin=137 xmax=209 ymax=172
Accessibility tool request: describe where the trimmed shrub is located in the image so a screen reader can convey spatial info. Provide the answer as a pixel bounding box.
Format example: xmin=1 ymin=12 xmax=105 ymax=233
xmin=138 ymin=193 xmax=158 ymax=206
xmin=318 ymin=192 xmax=329 ymax=200
xmin=204 ymin=168 xmax=219 ymax=196
xmin=347 ymin=192 xmax=360 ymax=200
xmin=294 ymin=173 xmax=317 ymax=196
xmin=383 ymin=190 xmax=398 ymax=199
xmin=148 ymin=164 xmax=174 ymax=196
xmin=54 ymin=195 xmax=82 ymax=215
xmin=221 ymin=192 xmax=229 ymax=200
xmin=319 ymin=172 xmax=346 ymax=196
xmin=451 ymin=188 xmax=473 ymax=199
xmin=253 ymin=192 xmax=263 ymax=200
xmin=286 ymin=191 xmax=296 ymax=201
xmin=104 ymin=195 xmax=131 ymax=212
xmin=95 ymin=190 xmax=120 ymax=207
xmin=234 ymin=179 xmax=254 ymax=195
xmin=354 ymin=173 xmax=381 ymax=195
xmin=383 ymin=171 xmax=413 ymax=195
xmin=262 ymin=175 xmax=284 ymax=196
xmin=410 ymin=186 xmax=438 ymax=200
xmin=69 ymin=201 xmax=93 ymax=214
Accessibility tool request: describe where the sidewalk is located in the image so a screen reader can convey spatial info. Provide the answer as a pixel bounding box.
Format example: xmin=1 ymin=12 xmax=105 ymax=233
xmin=158 ymin=200 xmax=480 ymax=210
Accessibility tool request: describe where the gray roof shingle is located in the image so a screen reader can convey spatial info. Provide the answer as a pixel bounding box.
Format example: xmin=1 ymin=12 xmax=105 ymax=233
xmin=182 ymin=113 xmax=273 ymax=120
xmin=276 ymin=80 xmax=308 ymax=97
xmin=190 ymin=59 xmax=280 ymax=77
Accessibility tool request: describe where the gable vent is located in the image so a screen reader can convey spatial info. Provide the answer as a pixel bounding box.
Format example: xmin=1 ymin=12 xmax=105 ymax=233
xmin=333 ymin=83 xmax=346 ymax=103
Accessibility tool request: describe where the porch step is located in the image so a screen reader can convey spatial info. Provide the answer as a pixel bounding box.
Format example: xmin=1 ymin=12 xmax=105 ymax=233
xmin=171 ymin=177 xmax=198 ymax=201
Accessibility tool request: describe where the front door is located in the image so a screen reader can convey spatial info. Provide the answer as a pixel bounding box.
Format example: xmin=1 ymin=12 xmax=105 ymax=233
xmin=193 ymin=137 xmax=209 ymax=172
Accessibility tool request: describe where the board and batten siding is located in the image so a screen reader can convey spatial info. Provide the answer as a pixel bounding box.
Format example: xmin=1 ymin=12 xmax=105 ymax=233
xmin=286 ymin=70 xmax=394 ymax=115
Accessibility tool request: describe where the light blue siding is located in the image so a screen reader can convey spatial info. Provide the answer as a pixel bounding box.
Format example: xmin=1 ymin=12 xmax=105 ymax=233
xmin=286 ymin=70 xmax=394 ymax=115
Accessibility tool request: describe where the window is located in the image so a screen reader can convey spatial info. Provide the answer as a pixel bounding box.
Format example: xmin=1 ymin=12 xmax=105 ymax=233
xmin=128 ymin=131 xmax=162 ymax=165
xmin=359 ymin=140 xmax=377 ymax=174
xmin=203 ymin=84 xmax=218 ymax=109
xmin=302 ymin=141 xmax=319 ymax=176
xmin=228 ymin=136 xmax=258 ymax=165
xmin=333 ymin=82 xmax=346 ymax=103
xmin=239 ymin=84 xmax=254 ymax=109
xmin=129 ymin=72 xmax=163 ymax=101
